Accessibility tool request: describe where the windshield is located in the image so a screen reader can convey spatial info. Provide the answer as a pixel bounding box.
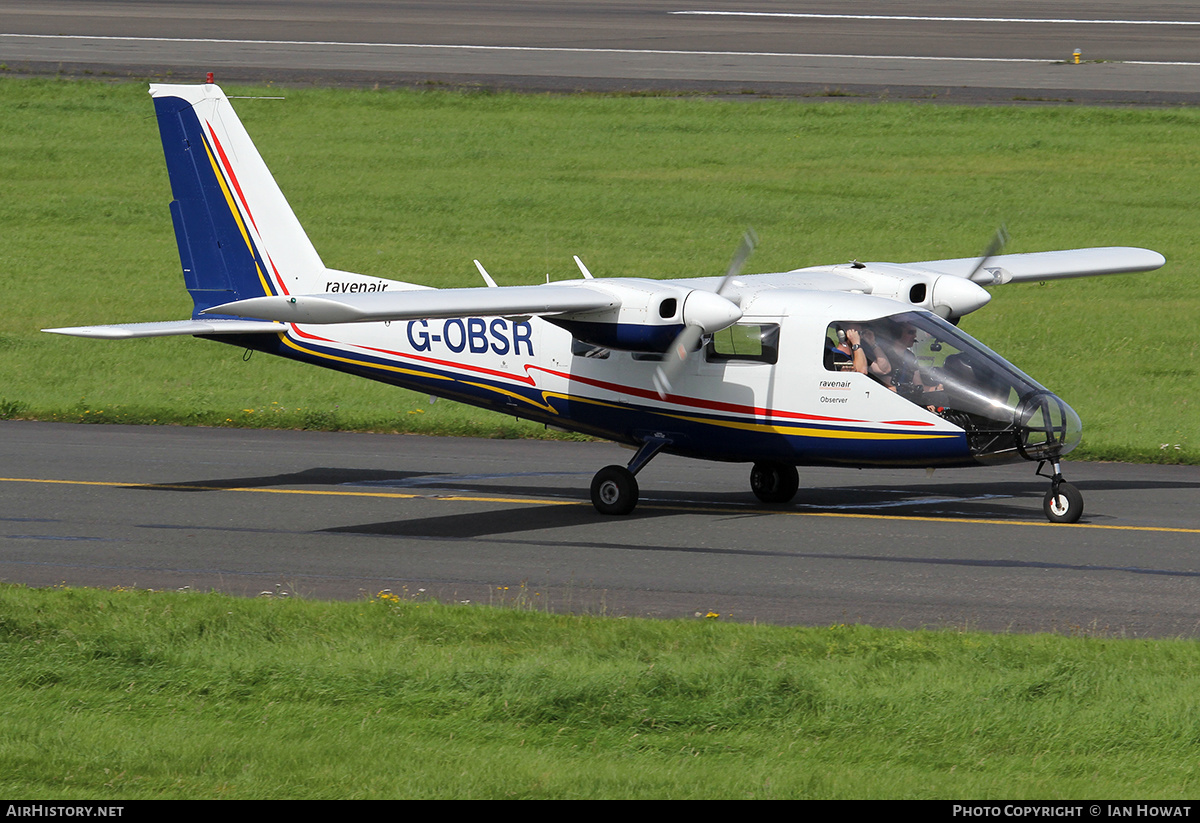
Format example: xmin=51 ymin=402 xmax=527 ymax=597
xmin=825 ymin=311 xmax=1081 ymax=462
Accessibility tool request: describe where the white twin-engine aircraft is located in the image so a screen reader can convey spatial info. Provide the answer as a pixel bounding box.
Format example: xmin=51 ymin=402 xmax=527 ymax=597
xmin=46 ymin=82 xmax=1166 ymax=523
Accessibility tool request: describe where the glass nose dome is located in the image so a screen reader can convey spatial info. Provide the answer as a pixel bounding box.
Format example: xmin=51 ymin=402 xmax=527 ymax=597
xmin=832 ymin=311 xmax=1082 ymax=465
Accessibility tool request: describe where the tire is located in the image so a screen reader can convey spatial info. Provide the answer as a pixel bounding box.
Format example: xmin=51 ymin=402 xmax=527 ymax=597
xmin=750 ymin=462 xmax=800 ymax=504
xmin=591 ymin=465 xmax=639 ymax=515
xmin=1043 ymin=482 xmax=1083 ymax=524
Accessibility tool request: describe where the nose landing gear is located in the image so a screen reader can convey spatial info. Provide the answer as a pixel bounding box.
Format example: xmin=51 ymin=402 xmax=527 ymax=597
xmin=1038 ymin=460 xmax=1083 ymax=524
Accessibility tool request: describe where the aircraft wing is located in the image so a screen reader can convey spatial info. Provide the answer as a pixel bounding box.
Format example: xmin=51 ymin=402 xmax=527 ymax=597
xmin=909 ymin=246 xmax=1165 ymax=284
xmin=203 ymin=282 xmax=619 ymax=324
xmin=43 ymin=319 xmax=287 ymax=339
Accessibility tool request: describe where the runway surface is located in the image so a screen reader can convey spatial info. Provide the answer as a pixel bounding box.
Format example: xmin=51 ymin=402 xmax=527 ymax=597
xmin=3 ymin=1 xmax=1200 ymax=103
xmin=3 ymin=421 xmax=1199 ymax=636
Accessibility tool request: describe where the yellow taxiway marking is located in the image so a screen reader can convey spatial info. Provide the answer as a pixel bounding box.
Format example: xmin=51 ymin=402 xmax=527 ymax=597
xmin=3 ymin=476 xmax=1199 ymax=535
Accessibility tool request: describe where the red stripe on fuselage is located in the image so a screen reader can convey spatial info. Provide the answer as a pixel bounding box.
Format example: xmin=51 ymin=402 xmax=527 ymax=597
xmin=526 ymin=364 xmax=875 ymax=425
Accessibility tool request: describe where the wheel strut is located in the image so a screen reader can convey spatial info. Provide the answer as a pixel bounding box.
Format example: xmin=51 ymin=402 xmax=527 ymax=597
xmin=1038 ymin=459 xmax=1083 ymax=524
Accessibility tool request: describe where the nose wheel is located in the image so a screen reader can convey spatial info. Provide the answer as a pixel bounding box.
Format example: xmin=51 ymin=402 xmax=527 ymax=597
xmin=1038 ymin=460 xmax=1083 ymax=524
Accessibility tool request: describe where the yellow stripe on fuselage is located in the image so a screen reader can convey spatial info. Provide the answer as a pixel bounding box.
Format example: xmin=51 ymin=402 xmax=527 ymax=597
xmin=461 ymin=381 xmax=559 ymax=415
xmin=542 ymin=392 xmax=952 ymax=442
xmin=663 ymin=411 xmax=957 ymax=441
xmin=280 ymin=335 xmax=456 ymax=382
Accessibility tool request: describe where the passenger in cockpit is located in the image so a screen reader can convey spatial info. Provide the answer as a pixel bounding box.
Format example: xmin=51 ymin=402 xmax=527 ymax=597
xmin=826 ymin=324 xmax=875 ymax=376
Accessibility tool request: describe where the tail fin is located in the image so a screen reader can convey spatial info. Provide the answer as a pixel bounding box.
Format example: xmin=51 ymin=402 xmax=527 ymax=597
xmin=150 ymin=83 xmax=325 ymax=317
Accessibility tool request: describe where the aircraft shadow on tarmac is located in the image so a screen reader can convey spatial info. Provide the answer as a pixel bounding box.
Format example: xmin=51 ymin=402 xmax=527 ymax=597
xmin=129 ymin=467 xmax=434 ymax=491
xmin=131 ymin=468 xmax=1200 ymax=535
xmin=316 ymin=487 xmax=1055 ymax=540
xmin=322 ymin=503 xmax=664 ymax=539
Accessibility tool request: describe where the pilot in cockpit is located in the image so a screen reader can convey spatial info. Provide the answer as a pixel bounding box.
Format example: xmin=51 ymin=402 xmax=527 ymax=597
xmin=872 ymin=320 xmax=945 ymax=405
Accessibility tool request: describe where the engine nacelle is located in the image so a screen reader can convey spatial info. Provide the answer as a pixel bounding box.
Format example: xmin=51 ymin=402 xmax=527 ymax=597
xmin=547 ymin=279 xmax=735 ymax=352
xmin=839 ymin=263 xmax=992 ymax=321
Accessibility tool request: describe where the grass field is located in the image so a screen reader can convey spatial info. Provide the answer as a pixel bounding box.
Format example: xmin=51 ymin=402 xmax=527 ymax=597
xmin=3 ymin=77 xmax=1197 ymax=458
xmin=2 ymin=584 xmax=1198 ymax=800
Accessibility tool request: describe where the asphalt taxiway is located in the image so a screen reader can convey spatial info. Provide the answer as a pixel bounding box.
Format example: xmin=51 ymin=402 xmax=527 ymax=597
xmin=3 ymin=421 xmax=1198 ymax=635
xmin=4 ymin=1 xmax=1200 ymax=103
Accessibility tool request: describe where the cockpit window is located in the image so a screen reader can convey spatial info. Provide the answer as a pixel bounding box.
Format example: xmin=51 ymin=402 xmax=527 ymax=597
xmin=705 ymin=324 xmax=779 ymax=364
xmin=824 ymin=312 xmax=1080 ymax=461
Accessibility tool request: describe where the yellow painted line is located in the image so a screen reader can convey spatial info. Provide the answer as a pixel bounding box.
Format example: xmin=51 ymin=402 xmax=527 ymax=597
xmin=0 ymin=476 xmax=576 ymax=507
xmin=770 ymin=509 xmax=1200 ymax=533
xmin=3 ymin=476 xmax=1198 ymax=534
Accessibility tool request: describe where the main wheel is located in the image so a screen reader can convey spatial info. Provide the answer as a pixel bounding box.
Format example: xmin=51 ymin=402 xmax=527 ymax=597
xmin=591 ymin=465 xmax=639 ymax=515
xmin=1043 ymin=482 xmax=1083 ymax=524
xmin=749 ymin=462 xmax=800 ymax=504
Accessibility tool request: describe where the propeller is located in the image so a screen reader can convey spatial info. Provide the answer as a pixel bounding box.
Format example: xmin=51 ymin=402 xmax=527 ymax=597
xmin=653 ymin=229 xmax=757 ymax=399
xmin=930 ymin=225 xmax=1008 ymax=323
xmin=964 ymin=224 xmax=1009 ymax=283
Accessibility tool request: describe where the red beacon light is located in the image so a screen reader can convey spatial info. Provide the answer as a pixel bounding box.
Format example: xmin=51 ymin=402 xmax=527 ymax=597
xmin=205 ymin=72 xmax=214 ymax=84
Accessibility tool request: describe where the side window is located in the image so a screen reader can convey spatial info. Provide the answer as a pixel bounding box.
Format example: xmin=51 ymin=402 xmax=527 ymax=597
xmin=705 ymin=324 xmax=779 ymax=364
xmin=824 ymin=324 xmax=855 ymax=372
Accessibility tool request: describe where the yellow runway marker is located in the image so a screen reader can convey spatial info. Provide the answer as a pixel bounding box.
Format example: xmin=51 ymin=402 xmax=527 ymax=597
xmin=3 ymin=476 xmax=1199 ymax=534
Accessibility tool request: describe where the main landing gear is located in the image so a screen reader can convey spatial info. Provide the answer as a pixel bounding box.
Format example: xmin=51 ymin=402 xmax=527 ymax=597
xmin=590 ymin=439 xmax=804 ymax=515
xmin=749 ymin=461 xmax=800 ymax=504
xmin=590 ymin=437 xmax=668 ymax=515
xmin=1038 ymin=459 xmax=1083 ymax=524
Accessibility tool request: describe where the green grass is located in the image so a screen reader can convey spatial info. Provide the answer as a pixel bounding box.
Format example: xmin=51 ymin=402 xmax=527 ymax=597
xmin=3 ymin=78 xmax=1198 ymax=460
xmin=2 ymin=584 xmax=1199 ymax=799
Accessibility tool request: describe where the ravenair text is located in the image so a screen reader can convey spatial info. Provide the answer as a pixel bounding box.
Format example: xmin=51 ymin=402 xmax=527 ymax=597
xmin=327 ymin=281 xmax=389 ymax=293
xmin=406 ymin=318 xmax=534 ymax=356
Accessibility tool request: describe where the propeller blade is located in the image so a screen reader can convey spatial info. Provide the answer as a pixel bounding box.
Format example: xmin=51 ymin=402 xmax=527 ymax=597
xmin=653 ymin=229 xmax=757 ymax=399
xmin=714 ymin=228 xmax=758 ymax=294
xmin=653 ymin=324 xmax=705 ymax=399
xmin=964 ymin=225 xmax=1009 ymax=283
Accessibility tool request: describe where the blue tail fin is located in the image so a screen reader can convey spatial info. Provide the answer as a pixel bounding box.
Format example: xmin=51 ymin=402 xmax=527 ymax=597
xmin=150 ymin=83 xmax=326 ymax=317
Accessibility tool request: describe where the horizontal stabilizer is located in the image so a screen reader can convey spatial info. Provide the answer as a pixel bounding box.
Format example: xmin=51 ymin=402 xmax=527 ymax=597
xmin=43 ymin=319 xmax=286 ymax=340
xmin=204 ymin=283 xmax=619 ymax=324
xmin=910 ymin=247 xmax=1165 ymax=283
